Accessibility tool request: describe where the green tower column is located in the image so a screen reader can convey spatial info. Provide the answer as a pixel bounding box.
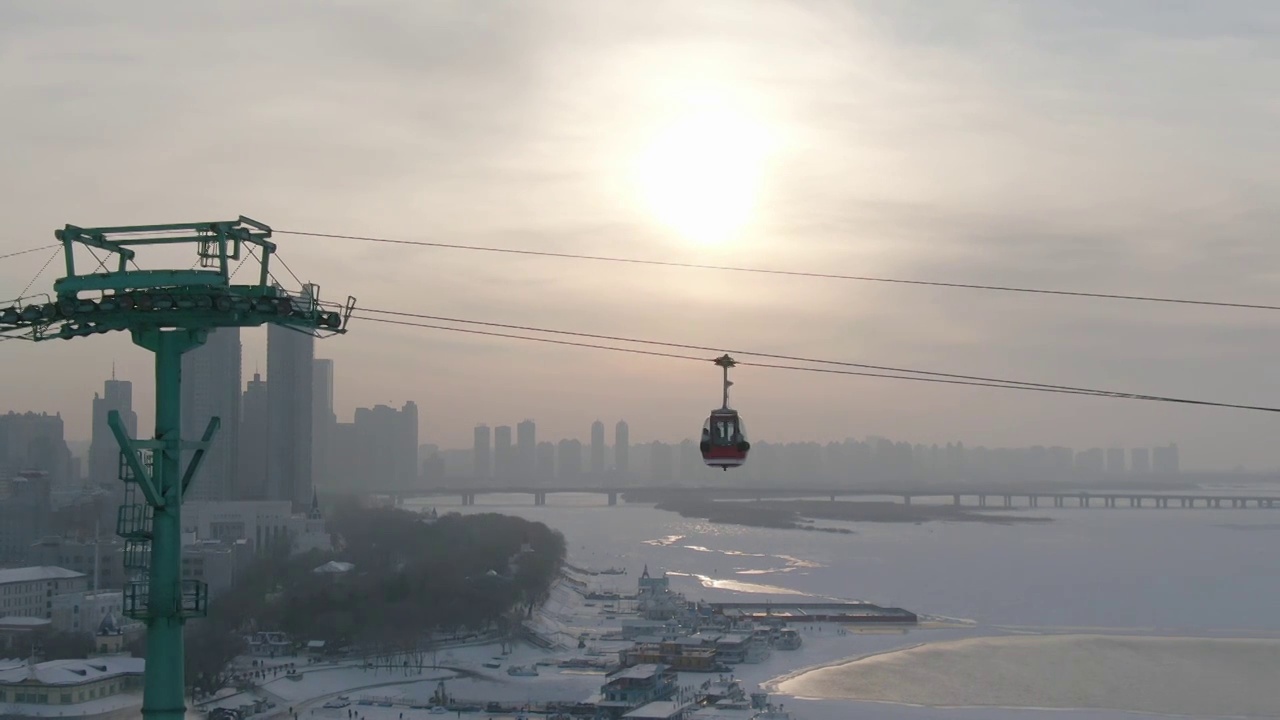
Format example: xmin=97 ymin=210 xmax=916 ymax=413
xmin=136 ymin=328 xmax=204 ymax=720
xmin=2 ymin=217 xmax=351 ymax=714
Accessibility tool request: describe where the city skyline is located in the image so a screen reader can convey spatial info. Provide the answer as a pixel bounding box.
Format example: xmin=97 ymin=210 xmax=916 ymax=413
xmin=0 ymin=363 xmax=1195 ymax=497
xmin=3 ymin=370 xmax=1200 ymax=472
xmin=0 ymin=337 xmax=1235 ymax=469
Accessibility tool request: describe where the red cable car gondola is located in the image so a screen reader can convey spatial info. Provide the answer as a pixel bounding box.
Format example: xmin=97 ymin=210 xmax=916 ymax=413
xmin=699 ymin=354 xmax=750 ymax=470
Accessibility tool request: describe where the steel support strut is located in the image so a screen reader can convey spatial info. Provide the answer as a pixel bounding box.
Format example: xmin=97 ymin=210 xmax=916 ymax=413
xmin=5 ymin=217 xmax=351 ymax=714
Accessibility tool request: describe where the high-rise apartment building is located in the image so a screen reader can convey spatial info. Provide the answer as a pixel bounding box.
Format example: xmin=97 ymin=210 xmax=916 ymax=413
xmin=535 ymin=441 xmax=556 ymax=483
xmin=516 ymin=420 xmax=536 ymax=481
xmin=267 ymin=321 xmax=315 ymax=510
xmin=590 ymin=421 xmax=605 ymax=478
xmin=182 ymin=327 xmax=242 ymax=501
xmin=0 ymin=412 xmax=74 ymax=488
xmin=351 ymin=401 xmax=419 ymax=491
xmin=1152 ymin=443 xmax=1180 ymax=474
xmin=494 ymin=425 xmax=513 ymax=481
xmin=237 ymin=372 xmax=270 ymax=500
xmin=473 ymin=425 xmax=492 ymax=481
xmin=556 ymin=439 xmax=582 ymax=483
xmin=614 ymin=421 xmax=630 ymax=476
xmin=312 ymin=358 xmax=336 ymax=489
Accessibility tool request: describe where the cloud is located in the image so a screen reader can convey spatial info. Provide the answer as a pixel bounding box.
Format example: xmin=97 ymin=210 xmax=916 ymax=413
xmin=2 ymin=0 xmax=1279 ymax=469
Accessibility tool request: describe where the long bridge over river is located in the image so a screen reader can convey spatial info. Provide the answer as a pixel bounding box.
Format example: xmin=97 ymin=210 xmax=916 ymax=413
xmin=394 ymin=484 xmax=1280 ymax=510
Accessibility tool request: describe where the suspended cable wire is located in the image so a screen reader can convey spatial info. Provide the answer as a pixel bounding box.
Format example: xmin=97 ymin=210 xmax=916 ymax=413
xmin=358 ymin=315 xmax=710 ymax=363
xmin=346 ymin=306 xmax=1186 ymax=397
xmin=14 ymin=248 xmax=62 ymax=301
xmin=279 ymin=229 xmax=1280 ymax=311
xmin=274 ymin=252 xmax=305 ymax=289
xmin=0 ymin=245 xmax=59 ymax=262
xmin=353 ymin=313 xmax=1280 ymax=414
xmin=356 ymin=315 xmax=1099 ymax=396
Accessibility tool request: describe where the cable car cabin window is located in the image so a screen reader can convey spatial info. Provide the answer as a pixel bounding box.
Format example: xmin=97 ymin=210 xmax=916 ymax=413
xmin=707 ymin=415 xmax=741 ymax=447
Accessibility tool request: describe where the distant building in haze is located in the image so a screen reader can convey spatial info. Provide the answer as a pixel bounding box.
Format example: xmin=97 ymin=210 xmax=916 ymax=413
xmin=1074 ymin=448 xmax=1104 ymax=475
xmin=473 ymin=425 xmax=492 ymax=481
xmin=1152 ymin=443 xmax=1180 ymax=474
xmin=1130 ymin=447 xmax=1151 ymax=474
xmin=536 ymin=441 xmax=556 ymax=484
xmin=517 ymin=420 xmax=536 ymax=481
xmin=89 ymin=374 xmax=137 ymax=489
xmin=590 ymin=421 xmax=606 ymax=478
xmin=182 ymin=327 xmax=242 ymax=501
xmin=556 ymin=439 xmax=582 ymax=483
xmin=650 ymin=441 xmax=674 ymax=486
xmin=312 ymin=358 xmax=336 ymax=489
xmin=615 ymin=421 xmax=629 ymax=477
xmin=0 ymin=412 xmax=74 ymax=489
xmin=352 ymin=401 xmax=419 ymax=491
xmin=1105 ymin=447 xmax=1126 ymax=475
xmin=267 ymin=320 xmax=315 ymax=511
xmin=237 ymin=372 xmax=270 ymax=499
xmin=494 ymin=425 xmax=513 ymax=481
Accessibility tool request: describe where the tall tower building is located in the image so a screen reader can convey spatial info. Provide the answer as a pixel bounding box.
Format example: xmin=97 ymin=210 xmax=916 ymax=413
xmin=516 ymin=420 xmax=536 ymax=482
xmin=267 ymin=322 xmax=315 ymax=510
xmin=473 ymin=425 xmax=492 ymax=481
xmin=614 ymin=420 xmax=630 ymax=477
xmin=494 ymin=425 xmax=514 ymax=481
xmin=312 ymin=358 xmax=336 ymax=489
xmin=237 ymin=372 xmax=269 ymax=499
xmin=181 ymin=327 xmax=242 ymax=501
xmin=89 ymin=373 xmax=137 ymax=488
xmin=590 ymin=421 xmax=606 ymax=478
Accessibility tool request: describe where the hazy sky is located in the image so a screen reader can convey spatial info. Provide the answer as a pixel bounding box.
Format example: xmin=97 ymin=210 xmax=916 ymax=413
xmin=3 ymin=0 xmax=1279 ymax=469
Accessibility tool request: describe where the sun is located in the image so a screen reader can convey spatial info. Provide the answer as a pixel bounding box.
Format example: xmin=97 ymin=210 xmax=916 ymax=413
xmin=633 ymin=107 xmax=775 ymax=246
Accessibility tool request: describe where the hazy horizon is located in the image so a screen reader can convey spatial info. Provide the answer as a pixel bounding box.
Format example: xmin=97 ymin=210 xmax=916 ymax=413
xmin=3 ymin=1 xmax=1280 ymax=469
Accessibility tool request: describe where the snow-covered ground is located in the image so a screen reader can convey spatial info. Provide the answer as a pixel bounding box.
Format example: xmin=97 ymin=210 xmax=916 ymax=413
xmin=194 ymin=566 xmax=907 ymax=720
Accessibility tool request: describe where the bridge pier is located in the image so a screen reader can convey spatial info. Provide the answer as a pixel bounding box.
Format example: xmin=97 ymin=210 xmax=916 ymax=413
xmin=1003 ymin=495 xmax=1012 ymax=507
xmin=534 ymin=492 xmax=546 ymax=506
xmin=607 ymin=492 xmax=618 ymax=506
xmin=902 ymin=495 xmax=911 ymax=505
xmin=953 ymin=494 xmax=961 ymax=506
xmin=1029 ymin=495 xmax=1038 ymax=507
xmin=978 ymin=494 xmax=987 ymax=507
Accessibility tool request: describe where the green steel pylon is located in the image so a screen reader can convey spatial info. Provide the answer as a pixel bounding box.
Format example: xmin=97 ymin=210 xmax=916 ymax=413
xmin=0 ymin=217 xmax=352 ymax=720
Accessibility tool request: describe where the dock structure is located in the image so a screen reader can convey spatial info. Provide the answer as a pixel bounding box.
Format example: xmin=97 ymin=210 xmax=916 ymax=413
xmin=708 ymin=601 xmax=918 ymax=624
